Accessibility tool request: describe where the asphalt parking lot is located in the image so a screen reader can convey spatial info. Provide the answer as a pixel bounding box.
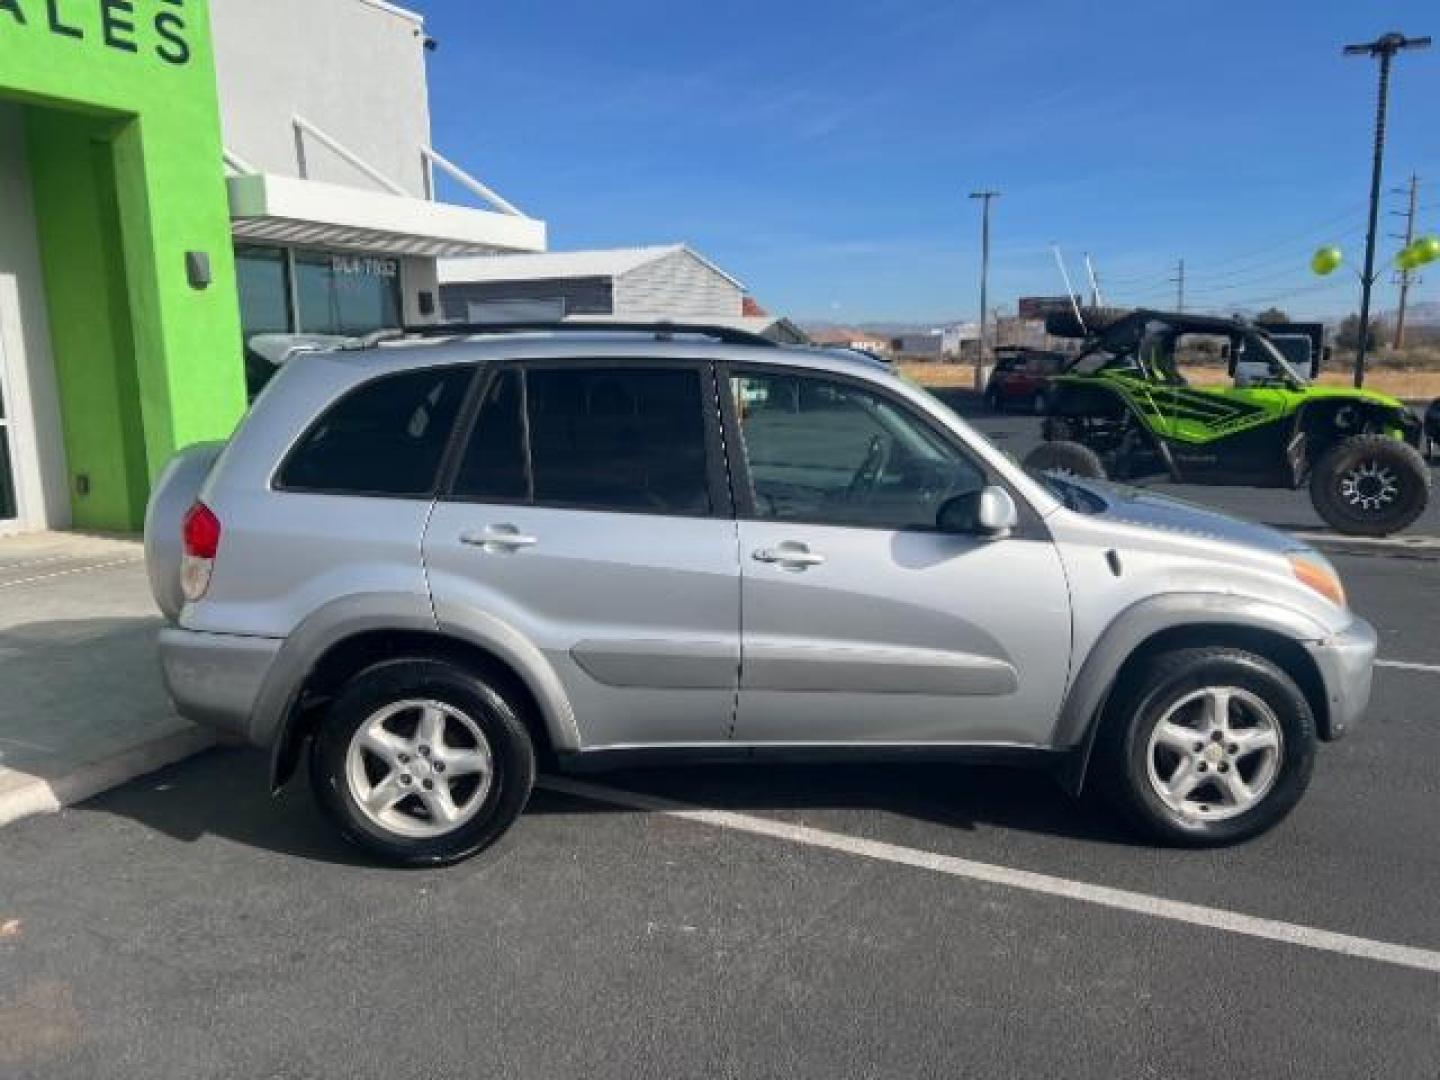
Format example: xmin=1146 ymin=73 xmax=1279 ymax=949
xmin=1 ymin=415 xmax=1438 ymax=1078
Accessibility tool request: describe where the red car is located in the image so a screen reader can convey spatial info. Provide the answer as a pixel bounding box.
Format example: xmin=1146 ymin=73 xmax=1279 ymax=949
xmin=983 ymin=348 xmax=1067 ymax=413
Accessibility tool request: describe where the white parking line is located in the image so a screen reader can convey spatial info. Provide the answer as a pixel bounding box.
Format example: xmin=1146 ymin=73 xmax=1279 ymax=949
xmin=540 ymin=776 xmax=1440 ymax=975
xmin=1376 ymin=658 xmax=1440 ymax=675
xmin=0 ymin=558 xmax=143 ymax=590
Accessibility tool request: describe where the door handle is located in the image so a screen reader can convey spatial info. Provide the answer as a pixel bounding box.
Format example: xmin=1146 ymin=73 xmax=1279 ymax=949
xmin=753 ymin=542 xmax=826 ymax=570
xmin=460 ymin=525 xmax=538 ymax=552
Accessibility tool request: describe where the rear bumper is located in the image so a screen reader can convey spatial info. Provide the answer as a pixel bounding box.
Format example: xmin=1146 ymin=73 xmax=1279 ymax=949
xmin=1303 ymin=615 xmax=1377 ymax=740
xmin=158 ymin=626 xmax=281 ymax=744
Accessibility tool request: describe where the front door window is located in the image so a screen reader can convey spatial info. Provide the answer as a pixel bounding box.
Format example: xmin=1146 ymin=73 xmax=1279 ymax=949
xmin=729 ymin=372 xmax=984 ymax=530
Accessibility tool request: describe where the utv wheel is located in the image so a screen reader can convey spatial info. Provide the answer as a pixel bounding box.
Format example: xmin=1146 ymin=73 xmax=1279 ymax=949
xmin=1094 ymin=648 xmax=1316 ymax=846
xmin=1309 ymin=434 xmax=1429 ymax=536
xmin=1023 ymin=440 xmax=1106 ymax=480
xmin=310 ymin=659 xmax=536 ymax=866
xmin=1041 ymin=417 xmax=1077 ymax=442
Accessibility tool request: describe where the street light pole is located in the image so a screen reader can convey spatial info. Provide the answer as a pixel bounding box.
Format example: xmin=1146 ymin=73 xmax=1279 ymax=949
xmin=1343 ymin=32 xmax=1431 ymax=388
xmin=968 ymin=190 xmax=1000 ymax=391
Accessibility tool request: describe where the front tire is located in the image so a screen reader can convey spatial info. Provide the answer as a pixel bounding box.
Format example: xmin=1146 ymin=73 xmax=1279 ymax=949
xmin=1094 ymin=648 xmax=1316 ymax=846
xmin=1309 ymin=434 xmax=1429 ymax=536
xmin=1023 ymin=440 xmax=1106 ymax=479
xmin=310 ymin=659 xmax=536 ymax=866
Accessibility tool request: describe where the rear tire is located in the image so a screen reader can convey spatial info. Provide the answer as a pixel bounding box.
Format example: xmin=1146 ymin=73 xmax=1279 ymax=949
xmin=1093 ymin=647 xmax=1316 ymax=846
xmin=1024 ymin=440 xmax=1106 ymax=480
xmin=1041 ymin=417 xmax=1077 ymax=442
xmin=1309 ymin=434 xmax=1429 ymax=536
xmin=310 ymin=659 xmax=536 ymax=866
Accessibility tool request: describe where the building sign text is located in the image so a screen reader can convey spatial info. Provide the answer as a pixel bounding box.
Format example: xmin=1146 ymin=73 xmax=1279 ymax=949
xmin=0 ymin=0 xmax=192 ymax=66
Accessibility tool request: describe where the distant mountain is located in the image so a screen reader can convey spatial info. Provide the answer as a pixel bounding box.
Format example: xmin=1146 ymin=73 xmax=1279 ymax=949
xmin=798 ymin=318 xmax=968 ymax=335
xmin=1392 ymin=301 xmax=1440 ymax=327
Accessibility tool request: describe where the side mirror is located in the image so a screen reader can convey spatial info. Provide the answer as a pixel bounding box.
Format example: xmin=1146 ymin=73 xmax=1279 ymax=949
xmin=937 ymin=485 xmax=1018 ymax=538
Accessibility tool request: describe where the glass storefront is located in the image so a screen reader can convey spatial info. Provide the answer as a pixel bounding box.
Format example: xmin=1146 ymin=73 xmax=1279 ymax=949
xmin=0 ymin=383 xmax=16 ymax=522
xmin=236 ymin=244 xmax=402 ymax=397
xmin=0 ymin=333 xmax=14 ymax=522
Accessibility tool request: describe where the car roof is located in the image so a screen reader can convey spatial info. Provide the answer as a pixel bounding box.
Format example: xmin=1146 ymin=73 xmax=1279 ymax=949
xmin=307 ymin=328 xmax=888 ymax=382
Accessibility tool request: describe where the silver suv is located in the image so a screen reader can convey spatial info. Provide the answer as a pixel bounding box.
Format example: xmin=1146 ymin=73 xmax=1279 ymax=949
xmin=144 ymin=323 xmax=1376 ymax=865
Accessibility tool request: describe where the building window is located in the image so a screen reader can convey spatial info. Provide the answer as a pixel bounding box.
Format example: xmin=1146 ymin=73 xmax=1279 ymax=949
xmin=234 ymin=246 xmax=403 ymax=399
xmin=295 ymin=252 xmax=401 ymax=337
xmin=235 ymin=245 xmax=293 ymax=399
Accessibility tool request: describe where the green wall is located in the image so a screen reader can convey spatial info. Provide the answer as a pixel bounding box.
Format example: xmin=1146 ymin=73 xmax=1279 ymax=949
xmin=0 ymin=0 xmax=246 ymax=529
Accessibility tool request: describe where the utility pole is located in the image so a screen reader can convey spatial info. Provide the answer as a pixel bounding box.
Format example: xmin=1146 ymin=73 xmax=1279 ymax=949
xmin=1344 ymin=32 xmax=1431 ymax=387
xmin=968 ymin=190 xmax=1000 ymax=390
xmin=1391 ymin=172 xmax=1420 ymax=348
xmin=1169 ymin=258 xmax=1186 ymax=312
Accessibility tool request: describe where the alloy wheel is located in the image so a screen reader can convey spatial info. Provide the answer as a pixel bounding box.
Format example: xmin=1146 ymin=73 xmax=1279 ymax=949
xmin=1339 ymin=460 xmax=1399 ymax=513
xmin=344 ymin=699 xmax=494 ymax=838
xmin=1145 ymin=686 xmax=1283 ymax=822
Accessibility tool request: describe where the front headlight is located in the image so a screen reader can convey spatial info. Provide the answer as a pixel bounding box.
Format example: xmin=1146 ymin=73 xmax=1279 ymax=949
xmin=1289 ymin=553 xmax=1347 ymax=609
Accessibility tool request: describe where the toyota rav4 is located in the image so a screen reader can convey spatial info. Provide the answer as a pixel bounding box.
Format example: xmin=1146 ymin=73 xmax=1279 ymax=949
xmin=144 ymin=322 xmax=1376 ymax=865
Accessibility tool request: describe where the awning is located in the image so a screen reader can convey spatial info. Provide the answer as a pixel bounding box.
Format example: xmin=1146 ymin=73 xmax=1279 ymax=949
xmin=228 ymin=173 xmax=547 ymax=258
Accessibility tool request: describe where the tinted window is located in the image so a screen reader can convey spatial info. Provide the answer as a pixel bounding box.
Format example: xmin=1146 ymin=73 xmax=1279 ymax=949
xmin=294 ymin=252 xmax=401 ymax=336
xmin=731 ymin=372 xmax=984 ymax=530
xmin=452 ymin=368 xmax=528 ymax=502
xmin=280 ymin=366 xmax=472 ymax=495
xmin=235 ymin=245 xmax=292 ymax=399
xmin=525 ymin=368 xmax=711 ymax=514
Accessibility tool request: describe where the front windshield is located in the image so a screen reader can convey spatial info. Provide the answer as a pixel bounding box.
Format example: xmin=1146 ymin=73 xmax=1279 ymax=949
xmin=1025 ymin=470 xmax=1107 ymax=513
xmin=1069 ymin=348 xmax=1137 ymax=376
xmin=1245 ymin=331 xmax=1309 ymax=386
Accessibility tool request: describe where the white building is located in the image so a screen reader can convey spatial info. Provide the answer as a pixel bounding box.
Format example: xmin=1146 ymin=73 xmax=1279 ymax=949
xmin=439 ymin=244 xmax=808 ymax=343
xmin=439 ymin=245 xmax=745 ymax=320
xmin=214 ymin=0 xmax=547 ymax=394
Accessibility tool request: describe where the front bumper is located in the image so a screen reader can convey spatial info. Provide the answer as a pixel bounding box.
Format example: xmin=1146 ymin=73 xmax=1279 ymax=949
xmin=158 ymin=626 xmax=282 ymax=744
xmin=1303 ymin=615 xmax=1377 ymax=740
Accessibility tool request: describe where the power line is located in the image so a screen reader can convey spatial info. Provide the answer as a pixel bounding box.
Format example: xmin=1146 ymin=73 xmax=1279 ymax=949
xmin=1176 ymin=202 xmax=1370 ymax=275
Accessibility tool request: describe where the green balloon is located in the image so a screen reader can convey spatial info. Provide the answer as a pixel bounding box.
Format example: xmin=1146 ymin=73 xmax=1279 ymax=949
xmin=1397 ymin=247 xmax=1421 ymax=271
xmin=1311 ymin=246 xmax=1343 ymax=275
xmin=1414 ymin=235 xmax=1440 ymax=265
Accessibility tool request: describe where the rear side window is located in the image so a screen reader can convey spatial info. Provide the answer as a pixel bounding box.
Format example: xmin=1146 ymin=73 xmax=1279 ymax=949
xmin=450 ymin=365 xmax=713 ymax=515
xmin=278 ymin=366 xmax=473 ymax=496
xmin=452 ymin=368 xmax=528 ymax=502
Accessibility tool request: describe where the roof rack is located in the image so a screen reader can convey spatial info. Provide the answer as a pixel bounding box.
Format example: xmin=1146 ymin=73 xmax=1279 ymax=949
xmin=394 ymin=319 xmax=780 ymax=348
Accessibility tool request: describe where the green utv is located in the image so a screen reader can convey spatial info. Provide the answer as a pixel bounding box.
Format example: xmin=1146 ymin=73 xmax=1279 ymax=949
xmin=1024 ymin=309 xmax=1430 ymax=536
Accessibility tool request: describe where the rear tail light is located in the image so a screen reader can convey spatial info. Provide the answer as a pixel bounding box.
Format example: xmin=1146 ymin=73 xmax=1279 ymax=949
xmin=181 ymin=501 xmax=221 ymax=601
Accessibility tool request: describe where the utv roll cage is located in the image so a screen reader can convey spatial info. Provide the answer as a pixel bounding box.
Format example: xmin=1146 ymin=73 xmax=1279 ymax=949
xmin=1045 ymin=308 xmax=1309 ymax=389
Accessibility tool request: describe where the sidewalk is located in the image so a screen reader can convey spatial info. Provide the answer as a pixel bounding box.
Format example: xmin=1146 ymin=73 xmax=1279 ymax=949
xmin=0 ymin=533 xmax=212 ymax=828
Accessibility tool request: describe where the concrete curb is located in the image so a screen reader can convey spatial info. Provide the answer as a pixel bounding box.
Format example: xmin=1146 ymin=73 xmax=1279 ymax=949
xmin=0 ymin=727 xmax=216 ymax=830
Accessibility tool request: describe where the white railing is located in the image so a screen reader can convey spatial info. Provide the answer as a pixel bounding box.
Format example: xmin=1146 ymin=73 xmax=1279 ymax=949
xmin=420 ymin=146 xmax=527 ymax=219
xmin=267 ymin=114 xmax=531 ymax=219
xmin=292 ymin=115 xmax=407 ymax=196
xmin=223 ymin=148 xmax=258 ymax=175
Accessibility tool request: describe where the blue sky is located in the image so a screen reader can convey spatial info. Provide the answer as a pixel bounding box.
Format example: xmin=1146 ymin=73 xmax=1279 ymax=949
xmin=417 ymin=0 xmax=1439 ymax=324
